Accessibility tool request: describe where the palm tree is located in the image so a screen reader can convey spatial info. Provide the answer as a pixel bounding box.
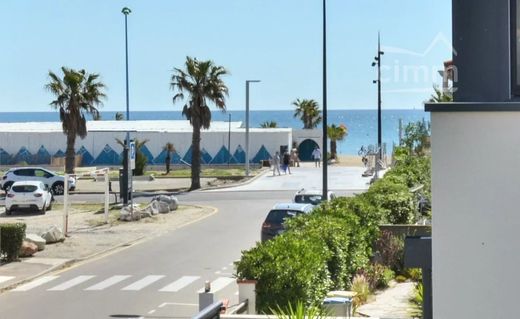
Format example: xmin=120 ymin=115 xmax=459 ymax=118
xmin=170 ymin=57 xmax=229 ymax=190
xmin=327 ymin=123 xmax=348 ymax=160
xmin=428 ymin=85 xmax=453 ymax=103
xmin=46 ymin=67 xmax=106 ymax=173
xmin=115 ymin=138 xmax=150 ymax=176
xmin=115 ymin=112 xmax=124 ymax=120
xmin=293 ymin=98 xmax=322 ymax=129
xmin=164 ymin=142 xmax=175 ymax=174
xmin=260 ymin=121 xmax=278 ymax=128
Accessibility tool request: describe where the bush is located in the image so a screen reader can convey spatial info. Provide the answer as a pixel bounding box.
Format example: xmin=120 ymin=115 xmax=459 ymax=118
xmin=351 ymin=274 xmax=370 ymax=309
xmin=406 ymin=268 xmax=422 ymax=282
xmin=235 ymin=232 xmax=332 ymax=314
xmin=367 ymin=178 xmax=416 ymax=224
xmin=395 ymin=275 xmax=407 ymax=283
xmin=362 ymin=263 xmax=395 ymax=290
xmin=0 ymin=223 xmax=26 ymax=261
xmin=373 ymin=230 xmax=405 ymax=274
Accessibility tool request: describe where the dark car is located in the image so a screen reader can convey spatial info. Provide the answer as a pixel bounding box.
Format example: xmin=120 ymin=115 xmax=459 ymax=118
xmin=261 ymin=203 xmax=314 ymax=242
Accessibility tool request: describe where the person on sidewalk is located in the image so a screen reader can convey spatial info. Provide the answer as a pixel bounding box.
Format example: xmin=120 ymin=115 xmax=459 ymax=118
xmin=282 ymin=151 xmax=291 ymax=174
xmin=272 ymin=151 xmax=281 ymax=176
xmin=311 ymin=146 xmax=322 ymax=167
xmin=291 ymin=148 xmax=300 ymax=167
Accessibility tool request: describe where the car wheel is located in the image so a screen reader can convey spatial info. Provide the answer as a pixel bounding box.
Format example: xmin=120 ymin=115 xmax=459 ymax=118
xmin=52 ymin=182 xmax=64 ymax=195
xmin=5 ymin=208 xmax=11 ymax=216
xmin=3 ymin=181 xmax=13 ymax=192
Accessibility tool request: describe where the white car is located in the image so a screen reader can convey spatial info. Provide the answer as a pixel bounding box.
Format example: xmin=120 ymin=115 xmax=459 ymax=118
xmin=1 ymin=167 xmax=75 ymax=195
xmin=293 ymin=188 xmax=336 ymax=206
xmin=5 ymin=181 xmax=53 ymax=215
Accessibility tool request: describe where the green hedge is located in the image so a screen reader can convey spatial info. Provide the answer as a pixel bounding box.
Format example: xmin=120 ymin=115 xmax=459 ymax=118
xmin=0 ymin=223 xmax=26 ymax=261
xmin=236 ymin=233 xmax=332 ymax=313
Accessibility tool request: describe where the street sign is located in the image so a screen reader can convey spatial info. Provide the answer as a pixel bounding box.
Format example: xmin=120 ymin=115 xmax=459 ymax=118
xmin=130 ymin=141 xmax=136 ymax=170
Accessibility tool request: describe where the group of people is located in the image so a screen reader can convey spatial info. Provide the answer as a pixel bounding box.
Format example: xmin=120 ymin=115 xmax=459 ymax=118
xmin=272 ymin=148 xmax=300 ymax=176
xmin=271 ymin=146 xmax=323 ymax=176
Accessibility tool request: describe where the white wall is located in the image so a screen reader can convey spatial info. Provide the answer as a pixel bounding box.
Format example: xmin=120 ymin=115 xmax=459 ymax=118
xmin=432 ymin=111 xmax=520 ymax=318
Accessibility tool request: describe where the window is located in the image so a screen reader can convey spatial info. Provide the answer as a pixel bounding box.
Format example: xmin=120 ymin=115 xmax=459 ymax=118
xmin=12 ymin=185 xmax=38 ymax=193
xmin=512 ymin=0 xmax=520 ymax=95
xmin=14 ymin=169 xmax=34 ymax=177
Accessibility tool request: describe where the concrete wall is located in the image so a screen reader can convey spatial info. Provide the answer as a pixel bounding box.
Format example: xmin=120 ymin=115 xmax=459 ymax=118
xmin=431 ymin=111 xmax=520 ymax=318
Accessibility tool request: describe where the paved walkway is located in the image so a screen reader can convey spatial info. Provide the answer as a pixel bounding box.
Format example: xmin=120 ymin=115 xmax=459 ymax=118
xmin=357 ymin=282 xmax=421 ymax=318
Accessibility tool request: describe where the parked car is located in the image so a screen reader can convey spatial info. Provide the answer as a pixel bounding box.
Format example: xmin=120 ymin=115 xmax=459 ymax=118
xmin=293 ymin=188 xmax=336 ymax=206
xmin=261 ymin=203 xmax=314 ymax=242
xmin=1 ymin=167 xmax=75 ymax=195
xmin=5 ymin=181 xmax=53 ymax=215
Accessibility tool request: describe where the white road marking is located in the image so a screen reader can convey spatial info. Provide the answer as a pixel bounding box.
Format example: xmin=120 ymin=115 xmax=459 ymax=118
xmin=0 ymin=276 xmax=15 ymax=284
xmin=215 ymin=271 xmax=221 ymax=275
xmin=84 ymin=275 xmax=131 ymax=291
xmin=13 ymin=276 xmax=59 ymax=291
xmin=158 ymin=302 xmax=198 ymax=307
xmin=148 ymin=310 xmax=156 ymax=314
xmin=159 ymin=276 xmax=199 ymax=292
xmin=122 ymin=275 xmax=165 ymax=291
xmin=48 ymin=275 xmax=95 ymax=291
xmin=221 ymin=267 xmax=227 ymax=270
xmin=197 ymin=277 xmax=235 ymax=293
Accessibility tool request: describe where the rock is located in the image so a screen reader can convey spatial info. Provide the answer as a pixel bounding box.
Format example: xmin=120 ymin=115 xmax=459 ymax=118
xmin=25 ymin=234 xmax=46 ymax=251
xmin=40 ymin=225 xmax=65 ymax=244
xmin=19 ymin=241 xmax=38 ymax=257
xmin=153 ymin=195 xmax=179 ymax=211
xmin=151 ymin=199 xmax=170 ymax=214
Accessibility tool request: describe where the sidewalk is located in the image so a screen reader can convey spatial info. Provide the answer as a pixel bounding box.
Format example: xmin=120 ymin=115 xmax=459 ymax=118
xmin=356 ymin=282 xmax=421 ymax=318
xmin=73 ymin=177 xmax=217 ymax=194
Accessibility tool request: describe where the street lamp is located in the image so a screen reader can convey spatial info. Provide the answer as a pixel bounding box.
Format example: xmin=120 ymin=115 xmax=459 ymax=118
xmin=322 ymin=0 xmax=328 ymax=201
xmin=245 ymin=80 xmax=260 ymax=177
xmin=122 ymin=7 xmax=131 ymax=205
xmin=372 ymin=32 xmax=384 ymax=180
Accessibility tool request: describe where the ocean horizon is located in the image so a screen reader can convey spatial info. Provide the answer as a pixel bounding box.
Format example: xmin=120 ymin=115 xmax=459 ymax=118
xmin=0 ymin=109 xmax=430 ymax=155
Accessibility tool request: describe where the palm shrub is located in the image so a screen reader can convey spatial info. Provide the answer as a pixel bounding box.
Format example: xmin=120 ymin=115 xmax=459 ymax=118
xmin=293 ymin=99 xmax=322 ymax=129
xmin=271 ymin=301 xmax=328 ymax=319
xmin=235 ymin=232 xmax=332 ymax=314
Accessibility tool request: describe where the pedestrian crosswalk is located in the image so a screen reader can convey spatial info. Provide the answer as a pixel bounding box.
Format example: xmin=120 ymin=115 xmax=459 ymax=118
xmin=5 ymin=274 xmax=236 ymax=294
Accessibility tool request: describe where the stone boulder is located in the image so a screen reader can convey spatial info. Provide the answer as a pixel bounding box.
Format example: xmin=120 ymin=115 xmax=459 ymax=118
xmin=40 ymin=225 xmax=65 ymax=244
xmin=153 ymin=195 xmax=179 ymax=211
xmin=151 ymin=199 xmax=170 ymax=214
xmin=19 ymin=241 xmax=38 ymax=257
xmin=25 ymin=234 xmax=46 ymax=251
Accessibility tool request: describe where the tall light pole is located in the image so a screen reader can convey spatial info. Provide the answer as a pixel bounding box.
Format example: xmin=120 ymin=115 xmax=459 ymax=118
xmin=322 ymin=0 xmax=328 ymax=201
xmin=372 ymin=32 xmax=384 ymax=179
xmin=122 ymin=7 xmax=131 ymax=205
xmin=245 ymin=80 xmax=260 ymax=176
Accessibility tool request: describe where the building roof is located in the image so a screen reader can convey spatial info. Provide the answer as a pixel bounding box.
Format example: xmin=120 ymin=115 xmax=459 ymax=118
xmin=0 ymin=120 xmax=292 ymax=133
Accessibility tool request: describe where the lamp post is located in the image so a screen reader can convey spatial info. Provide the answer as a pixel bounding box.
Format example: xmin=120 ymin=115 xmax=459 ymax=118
xmin=122 ymin=7 xmax=131 ymax=205
xmin=245 ymin=80 xmax=260 ymax=176
xmin=372 ymin=32 xmax=384 ymax=179
xmin=322 ymin=0 xmax=328 ymax=201
xmin=228 ymin=113 xmax=231 ymax=166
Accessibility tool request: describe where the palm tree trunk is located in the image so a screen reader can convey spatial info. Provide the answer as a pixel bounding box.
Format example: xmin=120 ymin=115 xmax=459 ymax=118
xmin=65 ymin=133 xmax=76 ymax=174
xmin=331 ymin=140 xmax=337 ymax=160
xmin=165 ymin=153 xmax=171 ymax=174
xmin=190 ymin=122 xmax=202 ymax=190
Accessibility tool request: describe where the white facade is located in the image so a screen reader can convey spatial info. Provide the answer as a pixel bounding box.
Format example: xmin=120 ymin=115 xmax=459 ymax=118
xmin=431 ymin=111 xmax=520 ymax=318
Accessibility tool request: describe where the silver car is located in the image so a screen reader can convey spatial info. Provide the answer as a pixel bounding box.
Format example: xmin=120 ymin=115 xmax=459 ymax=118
xmin=1 ymin=167 xmax=75 ymax=195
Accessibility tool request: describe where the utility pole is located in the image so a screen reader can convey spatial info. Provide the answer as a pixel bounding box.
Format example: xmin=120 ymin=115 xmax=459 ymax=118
xmin=322 ymin=0 xmax=328 ymax=201
xmin=372 ymin=32 xmax=384 ymax=179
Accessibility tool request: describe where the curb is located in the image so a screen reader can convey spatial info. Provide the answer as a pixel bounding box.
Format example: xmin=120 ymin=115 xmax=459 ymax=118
xmin=198 ymin=168 xmax=270 ymax=191
xmin=0 ymin=204 xmax=218 ymax=294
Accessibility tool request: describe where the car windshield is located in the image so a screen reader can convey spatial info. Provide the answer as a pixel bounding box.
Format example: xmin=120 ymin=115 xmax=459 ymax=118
xmin=12 ymin=185 xmax=38 ymax=193
xmin=265 ymin=210 xmax=301 ymax=224
xmin=295 ymin=194 xmax=322 ymax=205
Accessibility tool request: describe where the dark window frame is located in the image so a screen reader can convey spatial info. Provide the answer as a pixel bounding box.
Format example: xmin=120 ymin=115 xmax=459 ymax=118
xmin=512 ymin=0 xmax=520 ymax=95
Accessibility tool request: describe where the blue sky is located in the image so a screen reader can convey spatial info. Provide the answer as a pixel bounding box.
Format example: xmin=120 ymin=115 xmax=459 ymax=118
xmin=0 ymin=0 xmax=451 ymax=112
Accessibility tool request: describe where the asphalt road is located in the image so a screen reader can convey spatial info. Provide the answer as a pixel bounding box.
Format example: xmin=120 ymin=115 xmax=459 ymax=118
xmin=0 ymin=166 xmax=370 ymax=318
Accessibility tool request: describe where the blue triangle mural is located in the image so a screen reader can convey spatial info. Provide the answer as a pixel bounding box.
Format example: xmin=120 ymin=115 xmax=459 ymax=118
xmin=251 ymin=145 xmax=271 ymax=163
xmin=233 ymin=145 xmax=246 ymax=164
xmin=93 ymin=144 xmax=121 ymax=165
xmin=0 ymin=148 xmax=11 ymax=165
xmin=201 ymin=148 xmax=212 ymax=164
xmin=12 ymin=147 xmax=33 ymax=165
xmin=154 ymin=149 xmax=181 ymax=165
xmin=77 ymin=146 xmax=94 ymax=166
xmin=211 ymin=146 xmax=237 ymax=164
xmin=34 ymin=145 xmax=51 ymax=164
xmin=182 ymin=146 xmax=193 ymax=164
xmin=139 ymin=145 xmax=154 ymax=164
xmin=54 ymin=149 xmax=65 ymax=157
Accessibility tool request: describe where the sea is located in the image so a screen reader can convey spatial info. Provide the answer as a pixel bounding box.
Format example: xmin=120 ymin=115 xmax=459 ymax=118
xmin=0 ymin=109 xmax=429 ymax=155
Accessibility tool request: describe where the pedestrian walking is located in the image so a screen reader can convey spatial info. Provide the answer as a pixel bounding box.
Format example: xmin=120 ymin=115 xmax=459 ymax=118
xmin=291 ymin=148 xmax=300 ymax=167
xmin=283 ymin=151 xmax=291 ymax=174
xmin=272 ymin=151 xmax=281 ymax=176
xmin=311 ymin=146 xmax=322 ymax=167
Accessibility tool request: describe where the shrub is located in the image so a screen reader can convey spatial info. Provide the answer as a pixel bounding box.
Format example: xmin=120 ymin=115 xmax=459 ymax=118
xmin=351 ymin=274 xmax=370 ymax=309
xmin=235 ymin=232 xmax=332 ymax=314
xmin=395 ymin=275 xmax=407 ymax=283
xmin=411 ymin=282 xmax=423 ymax=306
xmin=271 ymin=300 xmax=329 ymax=319
xmin=406 ymin=268 xmax=423 ymax=282
xmin=367 ymin=178 xmax=416 ymax=224
xmin=362 ymin=263 xmax=395 ymax=290
xmin=0 ymin=223 xmax=26 ymax=261
xmin=373 ymin=230 xmax=405 ymax=274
